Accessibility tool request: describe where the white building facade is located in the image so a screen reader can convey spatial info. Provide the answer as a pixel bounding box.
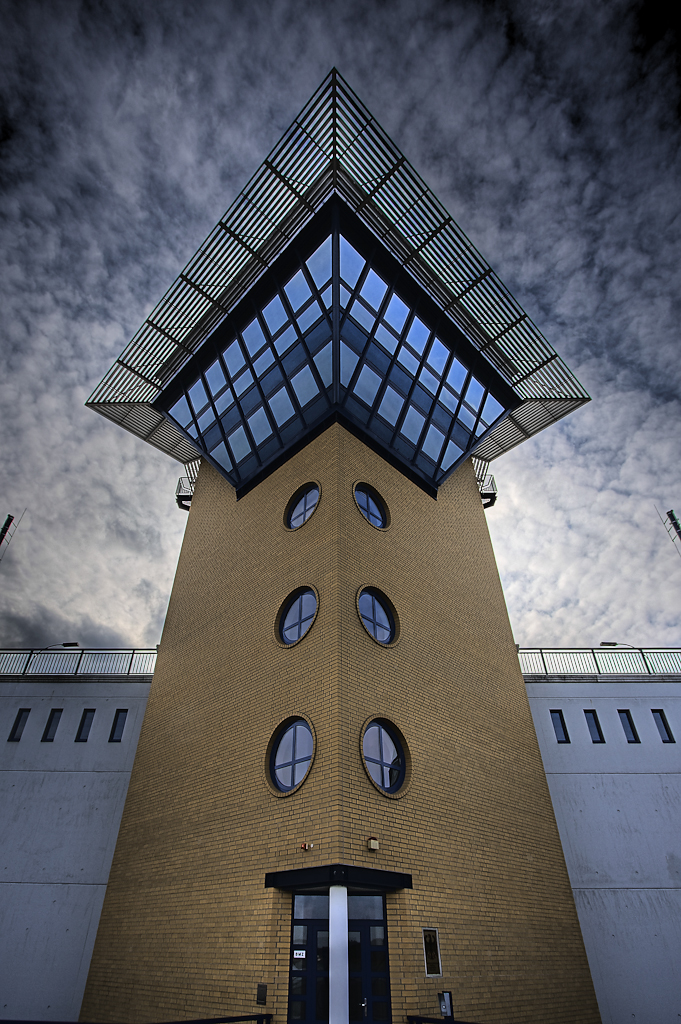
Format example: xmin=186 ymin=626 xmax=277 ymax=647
xmin=0 ymin=649 xmax=153 ymax=1022
xmin=523 ymin=649 xmax=680 ymax=1024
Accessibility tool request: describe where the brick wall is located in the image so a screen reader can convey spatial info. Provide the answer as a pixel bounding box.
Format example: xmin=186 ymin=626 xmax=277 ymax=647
xmin=81 ymin=424 xmax=600 ymax=1023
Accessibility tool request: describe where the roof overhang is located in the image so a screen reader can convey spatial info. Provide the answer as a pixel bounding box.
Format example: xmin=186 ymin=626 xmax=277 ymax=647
xmin=87 ymin=69 xmax=589 ymax=489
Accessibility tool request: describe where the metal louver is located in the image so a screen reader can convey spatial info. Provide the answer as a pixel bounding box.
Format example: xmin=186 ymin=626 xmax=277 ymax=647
xmin=87 ymin=69 xmax=589 ymax=488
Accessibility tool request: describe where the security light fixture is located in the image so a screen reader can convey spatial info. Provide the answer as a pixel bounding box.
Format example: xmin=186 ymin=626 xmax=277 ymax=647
xmin=34 ymin=642 xmax=81 ymax=653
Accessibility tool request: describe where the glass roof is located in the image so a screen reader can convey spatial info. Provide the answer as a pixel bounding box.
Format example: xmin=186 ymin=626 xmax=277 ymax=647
xmin=87 ymin=70 xmax=589 ymax=483
xmin=160 ymin=226 xmax=508 ymax=493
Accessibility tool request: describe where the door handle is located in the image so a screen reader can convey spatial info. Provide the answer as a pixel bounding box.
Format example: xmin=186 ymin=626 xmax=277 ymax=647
xmin=361 ymin=997 xmax=368 ymax=1018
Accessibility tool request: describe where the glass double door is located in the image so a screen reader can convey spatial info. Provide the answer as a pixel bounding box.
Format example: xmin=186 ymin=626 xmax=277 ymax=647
xmin=288 ymin=894 xmax=391 ymax=1024
xmin=348 ymin=919 xmax=390 ymax=1021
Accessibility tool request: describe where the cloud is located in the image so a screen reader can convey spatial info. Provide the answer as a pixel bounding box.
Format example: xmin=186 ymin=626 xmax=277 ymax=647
xmin=0 ymin=603 xmax=132 ymax=651
xmin=0 ymin=0 xmax=680 ymax=649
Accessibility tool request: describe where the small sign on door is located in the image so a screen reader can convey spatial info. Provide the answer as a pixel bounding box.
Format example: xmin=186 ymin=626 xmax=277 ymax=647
xmin=293 ymin=950 xmax=306 ymax=959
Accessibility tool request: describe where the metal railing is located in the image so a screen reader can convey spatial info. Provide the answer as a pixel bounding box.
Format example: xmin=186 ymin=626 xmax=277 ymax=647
xmin=2 ymin=646 xmax=679 ymax=678
xmin=0 ymin=648 xmax=157 ymax=677
xmin=152 ymin=1017 xmax=272 ymax=1024
xmin=176 ymin=475 xmax=194 ymax=510
xmin=519 ymin=647 xmax=681 ymax=676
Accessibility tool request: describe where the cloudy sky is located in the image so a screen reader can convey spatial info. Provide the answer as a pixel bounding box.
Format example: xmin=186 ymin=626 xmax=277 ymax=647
xmin=1 ymin=0 xmax=680 ymax=651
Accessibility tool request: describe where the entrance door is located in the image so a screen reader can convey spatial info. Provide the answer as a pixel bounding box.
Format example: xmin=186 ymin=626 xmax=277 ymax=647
xmin=287 ymin=892 xmax=391 ymax=1024
xmin=348 ymin=895 xmax=391 ymax=1024
xmin=286 ymin=888 xmax=391 ymax=1024
xmin=288 ymin=894 xmax=329 ymax=1023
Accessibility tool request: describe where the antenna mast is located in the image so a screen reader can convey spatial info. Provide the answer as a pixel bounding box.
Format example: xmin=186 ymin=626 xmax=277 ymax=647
xmin=0 ymin=509 xmax=26 ymax=566
xmin=655 ymin=505 xmax=681 ymax=559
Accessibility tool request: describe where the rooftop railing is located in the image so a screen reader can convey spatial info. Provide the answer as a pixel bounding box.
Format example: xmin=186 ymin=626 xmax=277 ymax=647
xmin=1 ymin=647 xmax=680 ymax=678
xmin=0 ymin=648 xmax=157 ymax=676
xmin=519 ymin=648 xmax=681 ymax=676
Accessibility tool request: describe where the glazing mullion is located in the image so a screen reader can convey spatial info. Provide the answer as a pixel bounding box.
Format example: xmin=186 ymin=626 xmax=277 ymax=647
xmin=385 ymin=346 xmax=432 ymax=463
xmin=247 ymin=332 xmax=296 ymax=447
xmin=265 ymin=319 xmax=316 ymax=431
xmin=423 ymin=345 xmax=465 ymax=472
xmin=288 ymin=264 xmax=333 ymax=403
xmin=199 ymin=339 xmax=249 ymax=483
xmin=244 ymin=303 xmax=286 ymax=452
xmin=361 ymin=267 xmax=410 ymax=427
xmin=364 ymin=303 xmax=418 ymax=443
xmin=332 ymin=221 xmax=340 ymax=406
xmin=434 ymin=390 xmax=478 ymax=479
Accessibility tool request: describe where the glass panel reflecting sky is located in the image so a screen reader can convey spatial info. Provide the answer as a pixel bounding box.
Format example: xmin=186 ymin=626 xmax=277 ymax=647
xmin=363 ymin=721 xmax=403 ymax=791
xmin=306 ymin=237 xmax=332 ymax=288
xmin=289 ymin=485 xmax=320 ymax=529
xmin=273 ymin=718 xmax=313 ymax=791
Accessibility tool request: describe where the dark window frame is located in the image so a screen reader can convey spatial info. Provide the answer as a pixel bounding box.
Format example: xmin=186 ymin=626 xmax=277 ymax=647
xmin=279 ymin=587 xmax=318 ymax=646
xmin=358 ymin=588 xmax=396 ymax=645
xmin=584 ymin=709 xmax=605 ymax=743
xmin=652 ymin=709 xmax=675 ymax=743
xmin=362 ymin=719 xmax=406 ymax=794
xmin=41 ymin=709 xmax=63 ymax=743
xmin=109 ymin=709 xmax=128 ymax=743
xmin=286 ymin=483 xmax=321 ymax=530
xmin=550 ymin=709 xmax=570 ymax=744
xmin=618 ymin=709 xmax=640 ymax=744
xmin=354 ymin=483 xmax=388 ymax=529
xmin=270 ymin=718 xmax=314 ymax=792
xmin=75 ymin=709 xmax=96 ymax=743
xmin=8 ymin=708 xmax=30 ymax=742
xmin=422 ymin=928 xmax=442 ymax=977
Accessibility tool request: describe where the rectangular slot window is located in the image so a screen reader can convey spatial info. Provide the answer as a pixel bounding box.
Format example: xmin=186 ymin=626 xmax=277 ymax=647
xmin=584 ymin=709 xmax=605 ymax=743
xmin=652 ymin=709 xmax=675 ymax=743
xmin=8 ymin=708 xmax=30 ymax=742
xmin=109 ymin=709 xmax=128 ymax=743
xmin=550 ymin=710 xmax=570 ymax=743
xmin=41 ymin=709 xmax=63 ymax=743
xmin=75 ymin=709 xmax=96 ymax=743
xmin=618 ymin=710 xmax=640 ymax=744
xmin=422 ymin=928 xmax=442 ymax=977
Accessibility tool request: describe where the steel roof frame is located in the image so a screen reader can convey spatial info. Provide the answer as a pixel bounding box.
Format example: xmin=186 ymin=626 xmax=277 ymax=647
xmin=87 ymin=69 xmax=589 ymax=475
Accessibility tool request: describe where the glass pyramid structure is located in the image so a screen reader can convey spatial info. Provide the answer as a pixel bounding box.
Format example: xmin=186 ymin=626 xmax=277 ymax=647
xmin=87 ymin=70 xmax=589 ymax=497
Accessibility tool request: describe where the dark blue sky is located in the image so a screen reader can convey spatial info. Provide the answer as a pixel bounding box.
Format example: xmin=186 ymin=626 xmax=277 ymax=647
xmin=1 ymin=0 xmax=680 ymax=648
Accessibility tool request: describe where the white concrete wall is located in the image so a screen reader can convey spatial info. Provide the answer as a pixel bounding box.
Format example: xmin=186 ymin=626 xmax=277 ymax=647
xmin=526 ymin=678 xmax=681 ymax=1024
xmin=0 ymin=677 xmax=150 ymax=1021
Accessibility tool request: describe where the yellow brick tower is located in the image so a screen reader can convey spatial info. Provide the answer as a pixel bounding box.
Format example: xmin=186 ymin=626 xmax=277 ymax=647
xmin=82 ymin=71 xmax=599 ymax=1024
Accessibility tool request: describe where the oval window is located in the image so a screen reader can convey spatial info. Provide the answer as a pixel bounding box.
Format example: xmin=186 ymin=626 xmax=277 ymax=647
xmin=358 ymin=588 xmax=395 ymax=644
xmin=354 ymin=484 xmax=387 ymax=528
xmin=271 ymin=718 xmax=314 ymax=791
xmin=280 ymin=588 xmax=318 ymax=645
xmin=363 ymin=720 xmax=405 ymax=793
xmin=287 ymin=484 xmax=320 ymax=529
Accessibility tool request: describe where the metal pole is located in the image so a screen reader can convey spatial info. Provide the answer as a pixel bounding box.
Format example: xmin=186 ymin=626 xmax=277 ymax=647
xmin=329 ymin=884 xmax=349 ymax=1024
xmin=0 ymin=514 xmax=14 ymax=547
